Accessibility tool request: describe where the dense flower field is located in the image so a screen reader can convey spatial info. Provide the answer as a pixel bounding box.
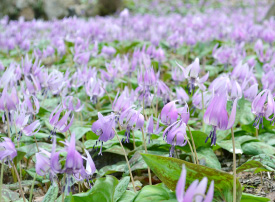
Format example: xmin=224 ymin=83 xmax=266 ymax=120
xmin=1 ymin=1 xmax=275 ymax=201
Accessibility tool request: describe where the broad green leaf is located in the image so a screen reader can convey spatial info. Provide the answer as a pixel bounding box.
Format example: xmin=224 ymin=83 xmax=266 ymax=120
xmin=240 ymin=193 xmax=270 ymax=202
xmin=183 ymin=131 xmax=211 ymax=152
xmin=42 ymin=185 xmax=59 ymax=202
xmin=97 ymin=161 xmax=126 ymax=177
xmin=141 ymin=153 xmax=242 ymax=202
xmin=132 ymin=184 xmax=173 ymax=202
xmin=217 ymin=140 xmax=243 ymax=154
xmin=242 ymin=142 xmax=275 ymax=155
xmin=117 ymin=191 xmax=136 ymax=202
xmin=71 ymin=176 xmax=118 ymax=202
xmin=114 ymin=177 xmax=130 ymax=202
xmin=71 ymin=126 xmax=91 ymax=140
xmin=196 ymin=147 xmax=221 ymax=170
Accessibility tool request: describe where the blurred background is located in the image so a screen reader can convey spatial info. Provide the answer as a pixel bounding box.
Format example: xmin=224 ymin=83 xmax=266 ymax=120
xmin=0 ymin=0 xmax=274 ymax=21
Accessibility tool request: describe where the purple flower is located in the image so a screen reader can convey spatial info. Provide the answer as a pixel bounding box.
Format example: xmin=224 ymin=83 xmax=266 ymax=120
xmin=23 ymin=94 xmax=40 ymax=115
xmin=163 ymin=120 xmax=187 ymax=157
xmin=176 ymin=87 xmax=189 ymax=104
xmin=92 ymin=112 xmax=116 ymax=155
xmin=176 ymin=58 xmax=209 ymax=94
xmin=63 ymin=96 xmax=84 ymax=112
xmin=0 ymin=137 xmax=17 ymax=165
xmin=119 ymin=108 xmax=144 ymax=143
xmin=244 ymin=83 xmax=258 ymax=102
xmin=146 ymin=115 xmax=163 ymax=143
xmin=85 ymin=77 xmax=105 ymax=104
xmin=112 ymin=91 xmax=134 ymax=114
xmin=176 ymin=165 xmax=214 ymax=202
xmin=160 ymin=101 xmax=178 ymax=125
xmin=0 ymin=86 xmax=19 ymax=112
xmin=49 ymin=105 xmax=74 ymax=135
xmin=252 ymin=89 xmax=274 ymax=128
xmin=203 ymin=92 xmax=238 ymax=146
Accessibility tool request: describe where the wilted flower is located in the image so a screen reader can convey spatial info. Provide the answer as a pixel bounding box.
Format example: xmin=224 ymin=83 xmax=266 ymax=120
xmin=176 ymin=165 xmax=214 ymax=202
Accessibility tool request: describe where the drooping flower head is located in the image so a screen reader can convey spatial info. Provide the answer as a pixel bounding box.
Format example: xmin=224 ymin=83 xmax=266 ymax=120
xmin=92 ymin=112 xmax=116 ymax=155
xmin=0 ymin=137 xmax=17 ymax=166
xmin=204 ymin=92 xmax=238 ymax=146
xmin=252 ymin=89 xmax=274 ymax=129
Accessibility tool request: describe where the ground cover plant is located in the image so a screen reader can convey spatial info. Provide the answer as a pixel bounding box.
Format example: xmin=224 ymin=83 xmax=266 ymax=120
xmin=1 ymin=0 xmax=275 ymax=201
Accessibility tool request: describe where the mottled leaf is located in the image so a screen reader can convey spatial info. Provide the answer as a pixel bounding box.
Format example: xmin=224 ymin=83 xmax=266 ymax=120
xmin=141 ymin=153 xmax=242 ymax=202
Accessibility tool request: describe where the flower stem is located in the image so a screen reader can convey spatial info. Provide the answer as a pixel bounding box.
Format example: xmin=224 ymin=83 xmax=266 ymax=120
xmin=113 ymin=128 xmax=136 ymax=192
xmin=187 ymin=125 xmax=199 ymax=164
xmin=62 ymin=174 xmax=66 ymax=202
xmin=185 ymin=135 xmax=196 ymax=164
xmin=132 ymin=130 xmax=136 ymax=150
xmin=12 ymin=162 xmax=26 ymax=202
xmin=5 ymin=108 xmax=11 ymax=138
xmin=231 ymin=127 xmax=236 ymax=202
xmin=141 ymin=128 xmax=152 ymax=185
xmin=0 ymin=163 xmax=4 ymax=202
xmin=29 ymin=173 xmax=37 ymax=202
xmin=255 ymin=128 xmax=258 ymax=139
xmin=201 ymin=91 xmax=205 ymax=133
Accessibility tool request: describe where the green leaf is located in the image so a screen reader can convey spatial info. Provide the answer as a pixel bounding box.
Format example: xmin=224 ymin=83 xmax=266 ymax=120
xmin=42 ymin=185 xmax=59 ymax=202
xmin=240 ymin=193 xmax=270 ymax=202
xmin=70 ymin=126 xmax=91 ymax=140
xmin=117 ymin=191 xmax=136 ymax=202
xmin=141 ymin=153 xmax=242 ymax=202
xmin=183 ymin=131 xmax=211 ymax=152
xmin=71 ymin=176 xmax=118 ymax=202
xmin=236 ymin=160 xmax=272 ymax=174
xmin=114 ymin=177 xmax=130 ymax=202
xmin=196 ymin=147 xmax=221 ymax=170
xmin=242 ymin=142 xmax=275 ymax=155
xmin=217 ymin=140 xmax=243 ymax=154
xmin=132 ymin=184 xmax=172 ymax=202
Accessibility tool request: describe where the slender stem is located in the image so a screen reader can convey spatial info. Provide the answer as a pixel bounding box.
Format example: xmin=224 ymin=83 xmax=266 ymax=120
xmin=155 ymin=98 xmax=159 ymax=118
xmin=187 ymin=125 xmax=199 ymax=164
xmin=34 ymin=135 xmax=40 ymax=152
xmin=201 ymin=91 xmax=205 ymax=133
xmin=185 ymin=135 xmax=196 ymax=164
xmin=5 ymin=108 xmax=11 ymax=138
xmin=132 ymin=130 xmax=136 ymax=150
xmin=29 ymin=174 xmax=37 ymax=202
xmin=141 ymin=128 xmax=152 ymax=185
xmin=62 ymin=174 xmax=66 ymax=202
xmin=14 ymin=125 xmax=22 ymax=181
xmin=255 ymin=128 xmax=258 ymax=139
xmin=0 ymin=163 xmax=4 ymax=202
xmin=231 ymin=127 xmax=236 ymax=202
xmin=113 ymin=128 xmax=136 ymax=192
xmin=12 ymin=162 xmax=26 ymax=202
